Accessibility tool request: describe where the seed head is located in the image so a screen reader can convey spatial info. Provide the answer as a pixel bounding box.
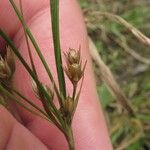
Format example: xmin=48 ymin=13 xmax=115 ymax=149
xmin=0 ymin=46 xmax=15 ymax=81
xmin=0 ymin=56 xmax=12 ymax=80
xmin=65 ymin=63 xmax=83 ymax=84
xmin=31 ymin=80 xmax=54 ymax=100
xmin=64 ymin=96 xmax=74 ymax=114
xmin=65 ymin=48 xmax=80 ymax=64
xmin=64 ymin=47 xmax=86 ymax=85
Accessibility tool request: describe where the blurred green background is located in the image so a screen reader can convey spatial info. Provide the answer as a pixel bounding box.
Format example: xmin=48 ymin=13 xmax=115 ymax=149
xmin=78 ymin=0 xmax=150 ymax=149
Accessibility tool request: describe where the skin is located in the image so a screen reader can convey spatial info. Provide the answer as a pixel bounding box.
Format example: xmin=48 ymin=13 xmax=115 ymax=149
xmin=0 ymin=0 xmax=113 ymax=150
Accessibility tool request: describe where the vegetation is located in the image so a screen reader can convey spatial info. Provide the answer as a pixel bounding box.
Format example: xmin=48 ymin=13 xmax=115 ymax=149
xmin=0 ymin=0 xmax=86 ymax=149
xmin=78 ymin=0 xmax=150 ymax=149
xmin=0 ymin=0 xmax=149 ymax=149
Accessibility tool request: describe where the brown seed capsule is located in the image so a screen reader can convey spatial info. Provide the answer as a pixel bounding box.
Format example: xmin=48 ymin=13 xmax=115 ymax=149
xmin=0 ymin=56 xmax=12 ymax=80
xmin=65 ymin=63 xmax=82 ymax=84
xmin=31 ymin=80 xmax=54 ymax=101
xmin=66 ymin=48 xmax=80 ymax=64
xmin=64 ymin=47 xmax=86 ymax=85
xmin=64 ymin=96 xmax=74 ymax=114
xmin=0 ymin=46 xmax=15 ymax=81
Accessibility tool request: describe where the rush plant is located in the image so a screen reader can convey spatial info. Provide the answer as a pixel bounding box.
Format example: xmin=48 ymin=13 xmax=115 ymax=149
xmin=0 ymin=0 xmax=86 ymax=149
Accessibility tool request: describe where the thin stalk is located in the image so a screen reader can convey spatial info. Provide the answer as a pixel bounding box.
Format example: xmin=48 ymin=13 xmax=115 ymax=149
xmin=26 ymin=28 xmax=63 ymax=106
xmin=19 ymin=0 xmax=38 ymax=77
xmin=50 ymin=0 xmax=66 ymax=98
xmin=12 ymin=88 xmax=48 ymax=118
xmin=50 ymin=2 xmax=75 ymax=149
xmin=0 ymin=30 xmax=65 ymax=128
xmin=0 ymin=29 xmax=37 ymax=82
xmin=0 ymin=84 xmax=48 ymax=121
xmin=4 ymin=83 xmax=63 ymax=131
xmin=9 ymin=0 xmax=64 ymax=107
xmin=72 ymin=84 xmax=77 ymax=100
xmin=71 ymin=76 xmax=84 ymax=124
xmin=65 ymin=127 xmax=75 ymax=150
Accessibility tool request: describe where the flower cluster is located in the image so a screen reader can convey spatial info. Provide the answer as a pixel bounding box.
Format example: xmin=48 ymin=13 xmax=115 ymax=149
xmin=64 ymin=96 xmax=74 ymax=115
xmin=32 ymin=79 xmax=54 ymax=102
xmin=63 ymin=47 xmax=86 ymax=121
xmin=64 ymin=47 xmax=86 ymax=85
xmin=0 ymin=47 xmax=15 ymax=107
xmin=0 ymin=47 xmax=15 ymax=82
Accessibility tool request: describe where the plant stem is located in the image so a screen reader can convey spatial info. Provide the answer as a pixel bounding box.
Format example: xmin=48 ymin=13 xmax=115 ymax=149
xmin=0 ymin=29 xmax=65 ymax=127
xmin=9 ymin=0 xmax=63 ymax=107
xmin=65 ymin=127 xmax=75 ymax=150
xmin=19 ymin=0 xmax=38 ymax=77
xmin=50 ymin=0 xmax=66 ymax=98
xmin=72 ymin=84 xmax=77 ymax=100
xmin=0 ymin=84 xmax=45 ymax=119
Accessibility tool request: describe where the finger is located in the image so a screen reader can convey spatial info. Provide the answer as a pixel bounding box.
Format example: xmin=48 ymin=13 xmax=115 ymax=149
xmin=0 ymin=106 xmax=48 ymax=150
xmin=0 ymin=0 xmax=112 ymax=150
xmin=0 ymin=0 xmax=49 ymax=38
xmin=0 ymin=0 xmax=48 ymax=50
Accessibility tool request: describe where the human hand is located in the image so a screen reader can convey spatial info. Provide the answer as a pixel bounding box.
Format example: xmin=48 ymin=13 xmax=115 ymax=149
xmin=0 ymin=0 xmax=112 ymax=149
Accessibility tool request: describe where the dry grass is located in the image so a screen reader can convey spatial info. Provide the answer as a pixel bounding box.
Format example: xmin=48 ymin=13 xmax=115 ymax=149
xmin=89 ymin=37 xmax=134 ymax=115
xmin=79 ymin=0 xmax=150 ymax=149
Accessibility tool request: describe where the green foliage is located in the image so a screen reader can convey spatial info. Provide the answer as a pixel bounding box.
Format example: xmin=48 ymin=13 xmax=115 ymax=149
xmin=79 ymin=0 xmax=150 ymax=149
xmin=97 ymin=84 xmax=114 ymax=108
xmin=122 ymin=7 xmax=149 ymax=27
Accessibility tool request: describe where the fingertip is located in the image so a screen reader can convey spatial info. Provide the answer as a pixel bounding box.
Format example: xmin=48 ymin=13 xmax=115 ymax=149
xmin=0 ymin=107 xmax=15 ymax=149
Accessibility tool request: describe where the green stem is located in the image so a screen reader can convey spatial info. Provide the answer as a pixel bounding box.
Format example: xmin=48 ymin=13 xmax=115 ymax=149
xmin=12 ymin=88 xmax=48 ymax=117
xmin=0 ymin=29 xmax=65 ymax=128
xmin=50 ymin=0 xmax=66 ymax=98
xmin=9 ymin=0 xmax=64 ymax=107
xmin=65 ymin=127 xmax=75 ymax=150
xmin=72 ymin=84 xmax=77 ymax=100
xmin=19 ymin=0 xmax=38 ymax=77
xmin=0 ymin=84 xmax=46 ymax=120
